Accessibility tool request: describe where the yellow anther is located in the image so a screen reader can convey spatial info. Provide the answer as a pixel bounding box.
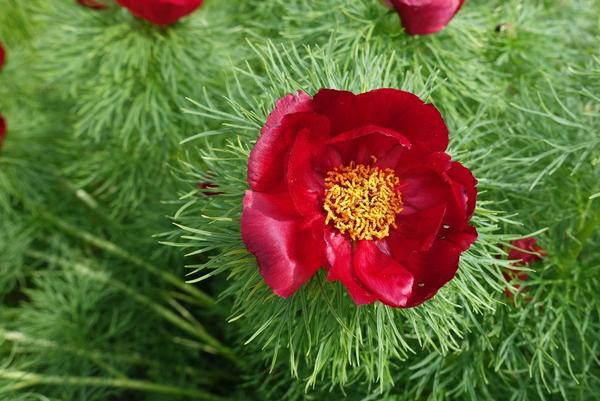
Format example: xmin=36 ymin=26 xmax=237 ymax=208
xmin=323 ymin=160 xmax=403 ymax=241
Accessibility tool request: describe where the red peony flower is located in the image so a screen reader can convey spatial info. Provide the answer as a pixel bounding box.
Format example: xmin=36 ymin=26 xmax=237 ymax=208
xmin=503 ymin=237 xmax=545 ymax=298
xmin=0 ymin=114 xmax=7 ymax=148
xmin=0 ymin=42 xmax=6 ymax=70
xmin=389 ymin=0 xmax=465 ymax=35
xmin=116 ymin=0 xmax=204 ymax=25
xmin=77 ymin=0 xmax=109 ymax=9
xmin=241 ymin=88 xmax=478 ymax=308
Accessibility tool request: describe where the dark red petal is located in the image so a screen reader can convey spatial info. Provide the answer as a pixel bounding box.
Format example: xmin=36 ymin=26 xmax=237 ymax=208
xmin=509 ymin=238 xmax=546 ymax=266
xmin=442 ymin=224 xmax=477 ymax=252
xmin=447 ymin=161 xmax=478 ymax=219
xmin=324 ymin=228 xmax=377 ymax=305
xmin=0 ymin=114 xmax=6 ymax=147
xmin=326 ymin=124 xmax=411 ymax=167
xmin=390 ymin=0 xmax=465 ymax=35
xmin=504 ymin=270 xmax=529 ymax=283
xmin=313 ymin=88 xmax=448 ymax=153
xmin=0 ymin=42 xmax=5 ymax=70
xmin=393 ymin=152 xmax=451 ymax=177
xmin=402 ymin=239 xmax=462 ymax=307
xmin=397 ymin=170 xmax=448 ymax=214
xmin=286 ymin=113 xmax=331 ymax=216
xmin=388 ymin=203 xmax=447 ymax=255
xmin=353 ymin=241 xmax=414 ymax=307
xmin=354 ymin=89 xmax=449 ymax=153
xmin=248 ymin=91 xmax=313 ymax=192
xmin=241 ymin=191 xmax=326 ymax=298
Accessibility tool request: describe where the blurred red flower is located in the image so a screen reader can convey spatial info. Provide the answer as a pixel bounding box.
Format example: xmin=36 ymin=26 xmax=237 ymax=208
xmin=0 ymin=42 xmax=6 ymax=70
xmin=117 ymin=0 xmax=204 ymax=25
xmin=503 ymin=237 xmax=546 ymax=298
xmin=389 ymin=0 xmax=465 ymax=35
xmin=0 ymin=114 xmax=7 ymax=148
xmin=241 ymin=88 xmax=478 ymax=308
xmin=77 ymin=0 xmax=108 ymax=9
xmin=197 ymin=181 xmax=224 ymax=197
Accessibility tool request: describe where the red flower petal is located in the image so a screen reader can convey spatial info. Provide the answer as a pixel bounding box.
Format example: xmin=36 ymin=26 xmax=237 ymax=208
xmin=241 ymin=191 xmax=326 ymax=298
xmin=442 ymin=224 xmax=478 ymax=252
xmin=397 ymin=170 xmax=448 ymax=214
xmin=509 ymin=238 xmax=546 ymax=266
xmin=324 ymin=228 xmax=377 ymax=305
xmin=117 ymin=0 xmax=204 ymax=25
xmin=388 ymin=203 xmax=447 ymax=254
xmin=326 ymin=124 xmax=411 ymax=167
xmin=402 ymin=239 xmax=462 ymax=307
xmin=313 ymin=88 xmax=449 ymax=153
xmin=389 ymin=0 xmax=465 ymax=35
xmin=446 ymin=161 xmax=478 ymax=219
xmin=354 ymin=241 xmax=414 ymax=307
xmin=502 ymin=237 xmax=544 ymax=301
xmin=286 ymin=112 xmax=331 ymax=216
xmin=248 ymin=91 xmax=313 ymax=193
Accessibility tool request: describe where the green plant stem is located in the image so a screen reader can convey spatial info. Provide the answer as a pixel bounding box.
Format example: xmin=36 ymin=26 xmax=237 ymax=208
xmin=565 ymin=198 xmax=600 ymax=265
xmin=39 ymin=211 xmax=216 ymax=308
xmin=0 ymin=369 xmax=231 ymax=401
xmin=1 ymin=329 xmax=127 ymax=379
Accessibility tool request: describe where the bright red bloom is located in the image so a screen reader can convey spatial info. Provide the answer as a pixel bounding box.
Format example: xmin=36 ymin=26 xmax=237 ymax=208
xmin=77 ymin=0 xmax=109 ymax=9
xmin=0 ymin=42 xmax=5 ymax=70
xmin=241 ymin=88 xmax=478 ymax=308
xmin=503 ymin=237 xmax=546 ymax=298
xmin=389 ymin=0 xmax=465 ymax=35
xmin=117 ymin=0 xmax=204 ymax=25
xmin=0 ymin=114 xmax=7 ymax=148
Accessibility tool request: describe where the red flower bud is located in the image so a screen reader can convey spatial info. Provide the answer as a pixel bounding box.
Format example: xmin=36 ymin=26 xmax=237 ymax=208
xmin=389 ymin=0 xmax=465 ymax=35
xmin=116 ymin=0 xmax=204 ymax=26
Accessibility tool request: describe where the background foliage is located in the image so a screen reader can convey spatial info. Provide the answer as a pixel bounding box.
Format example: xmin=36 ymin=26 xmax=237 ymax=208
xmin=0 ymin=0 xmax=598 ymax=400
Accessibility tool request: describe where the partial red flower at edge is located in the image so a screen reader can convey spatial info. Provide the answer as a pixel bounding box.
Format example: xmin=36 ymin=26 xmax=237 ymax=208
xmin=77 ymin=0 xmax=109 ymax=9
xmin=241 ymin=88 xmax=478 ymax=308
xmin=0 ymin=42 xmax=6 ymax=70
xmin=117 ymin=0 xmax=204 ymax=26
xmin=503 ymin=237 xmax=546 ymax=299
xmin=0 ymin=114 xmax=7 ymax=149
xmin=389 ymin=0 xmax=465 ymax=35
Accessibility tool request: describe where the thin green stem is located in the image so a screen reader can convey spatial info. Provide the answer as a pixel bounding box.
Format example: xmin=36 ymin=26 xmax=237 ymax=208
xmin=0 ymin=369 xmax=231 ymax=401
xmin=565 ymin=198 xmax=600 ymax=265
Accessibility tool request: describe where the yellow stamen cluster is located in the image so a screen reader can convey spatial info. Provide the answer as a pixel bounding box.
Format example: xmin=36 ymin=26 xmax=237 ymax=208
xmin=323 ymin=160 xmax=403 ymax=241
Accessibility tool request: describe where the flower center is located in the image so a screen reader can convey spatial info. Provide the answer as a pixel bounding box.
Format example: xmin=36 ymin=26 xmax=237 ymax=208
xmin=323 ymin=159 xmax=403 ymax=241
